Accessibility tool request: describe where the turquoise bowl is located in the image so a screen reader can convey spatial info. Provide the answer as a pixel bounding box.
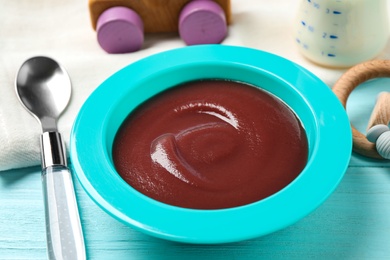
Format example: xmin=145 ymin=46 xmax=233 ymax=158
xmin=70 ymin=45 xmax=352 ymax=244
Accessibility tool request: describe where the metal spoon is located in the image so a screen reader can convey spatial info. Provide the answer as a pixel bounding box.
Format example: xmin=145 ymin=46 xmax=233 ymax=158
xmin=15 ymin=56 xmax=86 ymax=260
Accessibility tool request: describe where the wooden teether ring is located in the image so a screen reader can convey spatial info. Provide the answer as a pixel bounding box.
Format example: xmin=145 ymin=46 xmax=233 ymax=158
xmin=333 ymin=60 xmax=390 ymax=159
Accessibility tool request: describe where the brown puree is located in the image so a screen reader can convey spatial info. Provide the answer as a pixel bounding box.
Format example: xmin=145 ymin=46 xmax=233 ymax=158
xmin=113 ymin=80 xmax=308 ymax=209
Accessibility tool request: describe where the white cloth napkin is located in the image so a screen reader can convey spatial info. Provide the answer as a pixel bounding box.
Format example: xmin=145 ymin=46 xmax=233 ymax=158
xmin=1 ymin=0 xmax=389 ymax=171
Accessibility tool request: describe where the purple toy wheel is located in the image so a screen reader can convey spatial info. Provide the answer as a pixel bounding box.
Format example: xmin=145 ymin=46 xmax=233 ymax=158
xmin=179 ymin=0 xmax=228 ymax=45
xmin=97 ymin=6 xmax=144 ymax=54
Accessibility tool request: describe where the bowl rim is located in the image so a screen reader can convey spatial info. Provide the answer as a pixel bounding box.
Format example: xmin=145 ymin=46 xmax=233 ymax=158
xmin=70 ymin=45 xmax=352 ymax=244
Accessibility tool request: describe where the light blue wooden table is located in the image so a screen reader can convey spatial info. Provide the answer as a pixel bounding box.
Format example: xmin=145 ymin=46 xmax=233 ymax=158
xmin=1 ymin=78 xmax=390 ymax=259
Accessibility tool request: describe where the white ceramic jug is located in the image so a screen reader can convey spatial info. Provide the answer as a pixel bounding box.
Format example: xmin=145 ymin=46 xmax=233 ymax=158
xmin=294 ymin=0 xmax=389 ymax=68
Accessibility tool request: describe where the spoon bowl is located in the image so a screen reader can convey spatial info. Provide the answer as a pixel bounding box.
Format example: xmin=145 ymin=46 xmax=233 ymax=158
xmin=16 ymin=56 xmax=71 ymax=131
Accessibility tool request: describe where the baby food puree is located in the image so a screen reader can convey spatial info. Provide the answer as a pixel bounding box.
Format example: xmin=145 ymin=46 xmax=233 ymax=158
xmin=113 ymin=80 xmax=308 ymax=209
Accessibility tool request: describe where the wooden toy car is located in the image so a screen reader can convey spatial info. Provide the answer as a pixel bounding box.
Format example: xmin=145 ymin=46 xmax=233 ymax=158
xmin=88 ymin=0 xmax=232 ymax=53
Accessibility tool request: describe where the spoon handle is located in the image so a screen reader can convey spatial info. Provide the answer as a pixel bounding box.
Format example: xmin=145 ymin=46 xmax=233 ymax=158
xmin=40 ymin=132 xmax=86 ymax=260
xmin=42 ymin=165 xmax=86 ymax=260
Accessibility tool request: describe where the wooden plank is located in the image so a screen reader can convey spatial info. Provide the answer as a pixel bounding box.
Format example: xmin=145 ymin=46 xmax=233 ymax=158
xmin=2 ymin=166 xmax=390 ymax=259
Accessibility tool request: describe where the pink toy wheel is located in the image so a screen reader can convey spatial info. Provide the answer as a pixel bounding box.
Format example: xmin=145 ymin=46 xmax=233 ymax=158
xmin=179 ymin=0 xmax=228 ymax=45
xmin=96 ymin=6 xmax=144 ymax=54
